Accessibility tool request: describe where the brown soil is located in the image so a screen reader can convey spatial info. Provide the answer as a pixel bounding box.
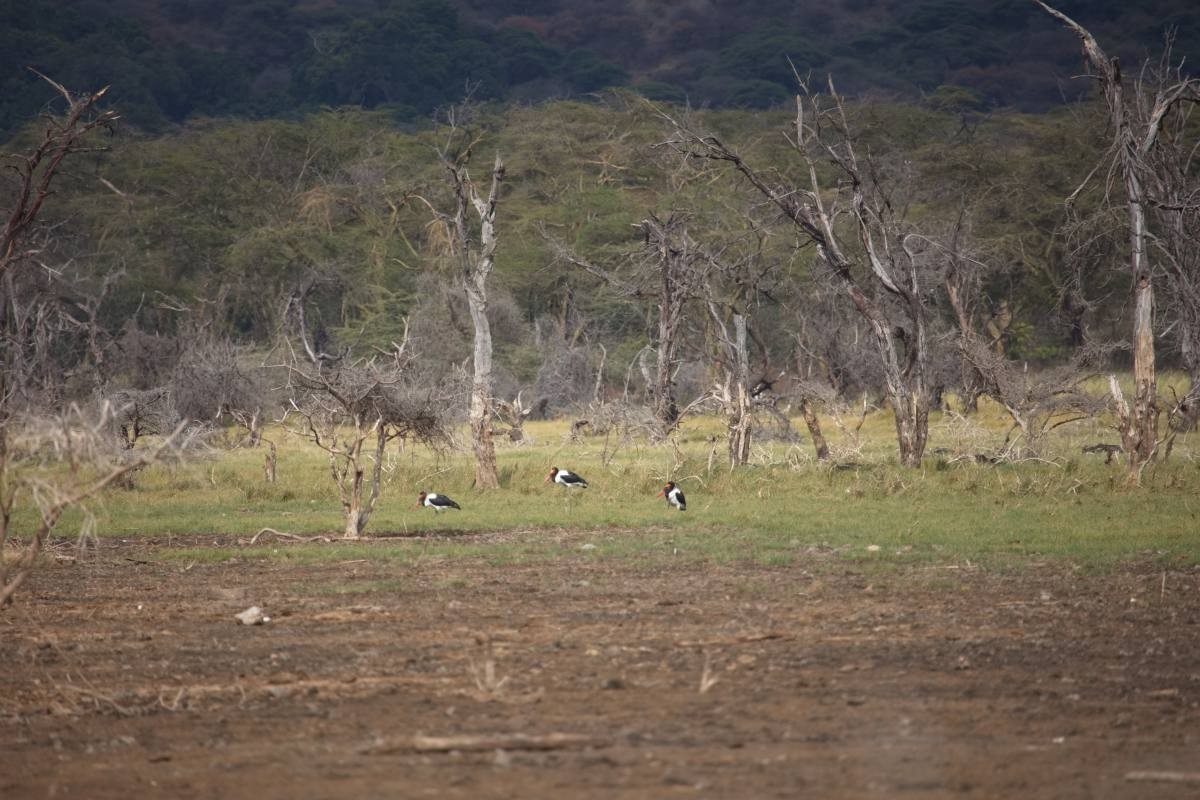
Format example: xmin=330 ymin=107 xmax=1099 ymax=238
xmin=2 ymin=533 xmax=1199 ymax=799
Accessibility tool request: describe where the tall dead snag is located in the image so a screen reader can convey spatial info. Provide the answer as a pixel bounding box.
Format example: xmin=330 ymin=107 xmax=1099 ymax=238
xmin=661 ymin=85 xmax=932 ymax=466
xmin=1137 ymin=48 xmax=1200 ymax=458
xmin=1035 ymin=1 xmax=1200 ymax=470
xmin=547 ymin=213 xmax=708 ymax=437
xmin=437 ymin=129 xmax=505 ymax=489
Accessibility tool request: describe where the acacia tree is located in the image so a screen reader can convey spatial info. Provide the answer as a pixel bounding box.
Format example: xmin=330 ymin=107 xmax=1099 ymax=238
xmin=1035 ymin=1 xmax=1200 ymax=471
xmin=434 ymin=121 xmax=505 ymax=489
xmin=662 ymin=85 xmax=934 ymax=466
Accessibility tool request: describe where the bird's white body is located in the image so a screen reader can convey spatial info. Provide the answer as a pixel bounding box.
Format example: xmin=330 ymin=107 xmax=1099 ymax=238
xmin=665 ymin=485 xmax=685 ymax=511
xmin=658 ymin=481 xmax=686 ymax=511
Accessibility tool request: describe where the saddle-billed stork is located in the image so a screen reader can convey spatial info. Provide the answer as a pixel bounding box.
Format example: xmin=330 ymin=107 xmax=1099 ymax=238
xmin=658 ymin=481 xmax=686 ymax=511
xmin=416 ymin=491 xmax=461 ymax=513
xmin=545 ymin=467 xmax=588 ymax=489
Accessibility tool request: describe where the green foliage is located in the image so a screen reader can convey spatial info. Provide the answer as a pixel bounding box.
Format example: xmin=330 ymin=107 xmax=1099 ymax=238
xmin=10 ymin=91 xmax=1132 ymax=367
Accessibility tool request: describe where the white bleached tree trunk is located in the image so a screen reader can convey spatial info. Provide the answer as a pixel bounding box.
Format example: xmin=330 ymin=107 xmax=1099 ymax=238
xmin=447 ymin=152 xmax=505 ymax=489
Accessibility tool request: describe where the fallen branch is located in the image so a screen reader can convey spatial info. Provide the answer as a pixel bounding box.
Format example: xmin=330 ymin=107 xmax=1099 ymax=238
xmin=675 ymin=632 xmax=792 ymax=648
xmin=363 ymin=732 xmax=605 ymax=754
xmin=59 ymin=683 xmax=135 ymax=717
xmin=246 ymin=528 xmax=332 ymax=546
xmin=1124 ymin=771 xmax=1200 ymax=784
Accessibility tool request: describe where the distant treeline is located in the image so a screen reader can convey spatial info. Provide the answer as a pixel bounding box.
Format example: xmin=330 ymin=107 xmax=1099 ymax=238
xmin=3 ymin=0 xmax=1198 ymax=134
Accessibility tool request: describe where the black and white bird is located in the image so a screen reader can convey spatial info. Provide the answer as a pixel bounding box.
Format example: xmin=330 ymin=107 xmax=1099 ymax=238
xmin=415 ymin=491 xmax=461 ymax=513
xmin=658 ymin=481 xmax=686 ymax=511
xmin=545 ymin=466 xmax=588 ymax=489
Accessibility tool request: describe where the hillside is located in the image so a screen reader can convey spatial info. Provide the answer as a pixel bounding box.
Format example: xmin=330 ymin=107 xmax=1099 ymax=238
xmin=2 ymin=0 xmax=1197 ymax=133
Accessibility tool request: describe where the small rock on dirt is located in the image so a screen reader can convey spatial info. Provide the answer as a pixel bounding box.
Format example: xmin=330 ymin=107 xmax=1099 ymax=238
xmin=235 ymin=606 xmax=269 ymax=625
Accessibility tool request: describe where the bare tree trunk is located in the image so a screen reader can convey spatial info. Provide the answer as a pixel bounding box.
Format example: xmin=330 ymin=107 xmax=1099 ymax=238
xmin=944 ymin=263 xmax=984 ymax=414
xmin=1 ymin=77 xmax=117 ymax=280
xmin=467 ymin=282 xmax=499 ymax=488
xmin=263 ymin=438 xmax=277 ymax=483
xmin=653 ymin=309 xmax=680 ymax=432
xmin=644 ymin=215 xmax=694 ymax=434
xmin=447 ymin=152 xmax=505 ymax=490
xmin=340 ymin=423 xmax=367 ymax=538
xmin=1035 ymin=0 xmax=1166 ymax=471
xmin=798 ymin=397 xmax=829 ymax=460
xmin=727 ymin=314 xmax=753 ymax=465
xmin=545 ymin=214 xmax=699 ymax=437
xmin=1128 ymin=202 xmax=1158 ymax=464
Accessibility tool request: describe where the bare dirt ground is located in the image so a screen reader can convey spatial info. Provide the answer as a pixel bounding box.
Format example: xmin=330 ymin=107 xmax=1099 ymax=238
xmin=2 ymin=533 xmax=1199 ymax=799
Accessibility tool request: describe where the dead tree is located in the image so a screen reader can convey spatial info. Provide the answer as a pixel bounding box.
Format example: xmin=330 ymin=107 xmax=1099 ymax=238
xmin=1035 ymin=1 xmax=1200 ymax=471
xmin=787 ymin=337 xmax=834 ymax=461
xmin=1137 ymin=50 xmax=1200 ymax=457
xmin=701 ymin=221 xmax=779 ymax=466
xmin=1 ymin=75 xmax=119 ymax=412
xmin=661 ymin=85 xmax=933 ymax=466
xmin=434 ymin=119 xmax=505 ymax=489
xmin=1 ymin=74 xmax=118 ymax=280
xmin=940 ymin=207 xmax=990 ymax=413
xmin=966 ymin=343 xmax=1105 ymax=456
xmin=494 ymin=391 xmax=533 ymax=443
xmin=546 ymin=213 xmax=708 ymax=436
xmin=231 ymin=408 xmax=277 ymax=482
xmin=282 ymin=300 xmax=449 ymax=538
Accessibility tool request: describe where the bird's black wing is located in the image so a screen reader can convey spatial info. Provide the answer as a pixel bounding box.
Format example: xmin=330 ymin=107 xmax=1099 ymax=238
xmin=562 ymin=471 xmax=588 ymax=487
xmin=432 ymin=494 xmax=461 ymax=509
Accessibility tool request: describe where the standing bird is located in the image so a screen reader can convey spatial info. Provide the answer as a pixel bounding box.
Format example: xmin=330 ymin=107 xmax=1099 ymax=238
xmin=658 ymin=481 xmax=686 ymax=511
xmin=415 ymin=491 xmax=461 ymax=513
xmin=545 ymin=466 xmax=588 ymax=489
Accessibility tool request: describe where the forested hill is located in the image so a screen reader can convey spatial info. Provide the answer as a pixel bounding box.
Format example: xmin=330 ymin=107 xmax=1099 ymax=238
xmin=3 ymin=0 xmax=1198 ymax=134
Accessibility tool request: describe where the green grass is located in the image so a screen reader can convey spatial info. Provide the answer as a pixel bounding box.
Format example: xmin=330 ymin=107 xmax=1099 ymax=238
xmin=13 ymin=391 xmax=1200 ymax=572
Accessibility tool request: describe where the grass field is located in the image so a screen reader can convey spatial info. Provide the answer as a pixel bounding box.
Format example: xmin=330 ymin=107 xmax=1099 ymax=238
xmin=24 ymin=391 xmax=1199 ymax=572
